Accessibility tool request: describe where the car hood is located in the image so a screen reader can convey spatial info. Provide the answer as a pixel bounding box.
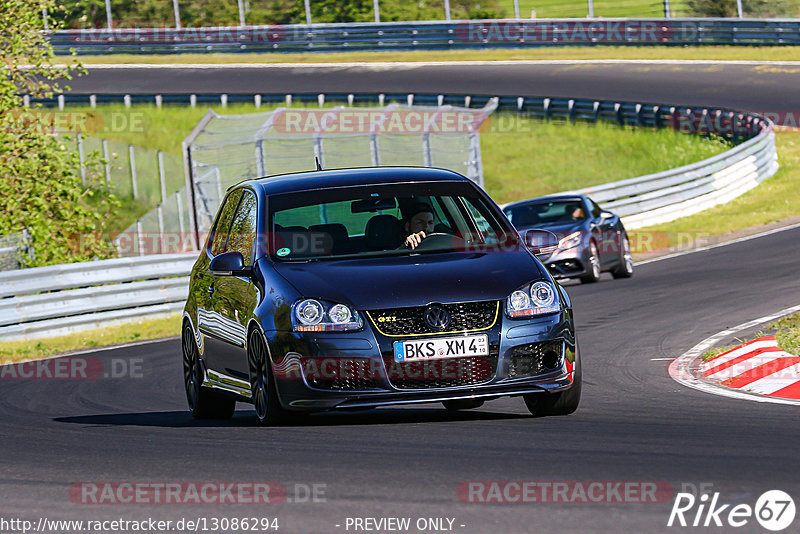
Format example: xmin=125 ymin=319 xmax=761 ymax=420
xmin=272 ymin=250 xmax=547 ymax=310
xmin=519 ymin=221 xmax=584 ymax=239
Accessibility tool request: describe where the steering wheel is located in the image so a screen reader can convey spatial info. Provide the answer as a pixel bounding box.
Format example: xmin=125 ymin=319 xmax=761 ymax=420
xmin=399 ymin=232 xmax=465 ymax=251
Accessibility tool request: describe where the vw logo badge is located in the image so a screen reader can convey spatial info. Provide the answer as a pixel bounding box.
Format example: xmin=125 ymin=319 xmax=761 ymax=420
xmin=424 ymin=306 xmax=451 ymax=330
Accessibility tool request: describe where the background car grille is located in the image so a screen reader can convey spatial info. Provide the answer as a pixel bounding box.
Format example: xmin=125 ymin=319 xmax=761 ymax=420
xmin=506 ymin=340 xmax=564 ymax=379
xmin=382 ymin=349 xmax=499 ymax=389
xmin=300 ymin=357 xmax=382 ymax=391
xmin=368 ymin=301 xmax=498 ymax=337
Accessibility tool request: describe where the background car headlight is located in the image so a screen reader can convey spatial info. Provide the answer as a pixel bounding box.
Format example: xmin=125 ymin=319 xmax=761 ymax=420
xmin=292 ymin=299 xmax=363 ymax=332
xmin=506 ymin=281 xmax=561 ymax=318
xmin=558 ymin=231 xmax=582 ymax=250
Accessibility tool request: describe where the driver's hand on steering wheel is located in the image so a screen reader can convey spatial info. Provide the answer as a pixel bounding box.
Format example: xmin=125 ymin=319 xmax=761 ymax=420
xmin=405 ymin=231 xmax=426 ymax=249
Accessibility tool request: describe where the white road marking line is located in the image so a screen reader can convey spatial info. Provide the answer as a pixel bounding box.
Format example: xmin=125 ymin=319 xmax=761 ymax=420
xmin=56 ymin=59 xmax=800 ymax=69
xmin=0 ymin=336 xmax=178 ymax=367
xmin=637 ymin=222 xmax=800 ymax=267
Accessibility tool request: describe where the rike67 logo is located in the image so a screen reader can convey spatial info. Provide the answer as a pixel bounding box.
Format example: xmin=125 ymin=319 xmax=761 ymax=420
xmin=668 ymin=490 xmax=796 ymax=531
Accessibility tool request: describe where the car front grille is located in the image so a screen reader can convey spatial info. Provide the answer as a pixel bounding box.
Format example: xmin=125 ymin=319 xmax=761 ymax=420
xmin=367 ymin=300 xmax=499 ymax=337
xmin=506 ymin=339 xmax=564 ymax=379
xmin=300 ymin=357 xmax=382 ymax=391
xmin=382 ymin=349 xmax=499 ymax=390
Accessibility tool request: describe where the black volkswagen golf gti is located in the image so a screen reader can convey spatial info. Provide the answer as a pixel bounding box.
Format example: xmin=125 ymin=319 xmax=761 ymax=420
xmin=182 ymin=167 xmax=581 ymax=424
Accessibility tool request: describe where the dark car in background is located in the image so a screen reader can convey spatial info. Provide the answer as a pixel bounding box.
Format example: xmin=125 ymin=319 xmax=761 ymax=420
xmin=182 ymin=167 xmax=581 ymax=425
xmin=503 ymin=195 xmax=634 ymax=283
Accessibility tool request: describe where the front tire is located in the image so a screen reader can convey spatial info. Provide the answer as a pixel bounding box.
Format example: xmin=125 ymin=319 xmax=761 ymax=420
xmin=182 ymin=323 xmax=236 ymax=420
xmin=611 ymin=233 xmax=634 ymax=279
xmin=522 ymin=358 xmax=582 ymax=417
xmin=579 ymin=241 xmax=601 ymax=284
xmin=248 ymin=329 xmax=293 ymax=426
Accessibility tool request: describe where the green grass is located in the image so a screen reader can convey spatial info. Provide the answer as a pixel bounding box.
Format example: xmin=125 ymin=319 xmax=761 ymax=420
xmin=481 ymin=120 xmax=730 ymax=203
xmin=635 ymin=131 xmax=800 ymax=249
xmin=0 ymin=314 xmax=181 ymax=364
xmin=498 ymin=0 xmax=687 ymax=18
xmin=72 ymin=104 xmax=731 ymax=210
xmin=72 ymin=46 xmax=800 ymax=65
xmin=701 ymin=312 xmax=800 ymax=362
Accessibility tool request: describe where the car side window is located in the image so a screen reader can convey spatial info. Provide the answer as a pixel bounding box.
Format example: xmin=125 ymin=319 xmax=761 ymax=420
xmin=227 ymin=190 xmax=257 ymax=264
xmin=210 ymin=190 xmax=243 ymax=256
xmin=589 ymin=200 xmax=602 ymax=219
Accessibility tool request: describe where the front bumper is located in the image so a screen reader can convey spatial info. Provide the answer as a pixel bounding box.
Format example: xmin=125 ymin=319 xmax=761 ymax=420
xmin=267 ymin=310 xmax=578 ymax=411
xmin=543 ymin=246 xmax=591 ymax=279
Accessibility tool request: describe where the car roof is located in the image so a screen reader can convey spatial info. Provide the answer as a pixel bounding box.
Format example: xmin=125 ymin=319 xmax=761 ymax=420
xmin=503 ymin=194 xmax=588 ymax=210
xmin=240 ymin=166 xmax=469 ymax=196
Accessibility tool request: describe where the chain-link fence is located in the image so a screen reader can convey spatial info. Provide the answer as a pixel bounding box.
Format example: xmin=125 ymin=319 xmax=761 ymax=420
xmin=112 ymin=101 xmax=497 ymax=256
xmin=186 ymin=101 xmax=497 ymax=234
xmin=61 ymin=134 xmax=185 ymax=208
xmin=0 ymin=231 xmax=33 ymax=272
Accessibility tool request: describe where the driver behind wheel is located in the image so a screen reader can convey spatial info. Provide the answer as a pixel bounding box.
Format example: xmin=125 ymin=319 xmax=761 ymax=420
xmin=404 ymin=203 xmax=435 ymax=249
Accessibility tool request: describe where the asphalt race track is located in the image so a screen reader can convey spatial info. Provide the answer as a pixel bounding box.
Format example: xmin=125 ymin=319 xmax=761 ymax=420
xmin=3 ymin=61 xmax=799 ymax=532
xmin=65 ymin=61 xmax=800 ymax=122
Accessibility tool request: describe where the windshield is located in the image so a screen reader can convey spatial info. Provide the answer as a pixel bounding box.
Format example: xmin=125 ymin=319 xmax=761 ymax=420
xmin=505 ymin=199 xmax=587 ymax=227
xmin=269 ymin=181 xmax=515 ymax=261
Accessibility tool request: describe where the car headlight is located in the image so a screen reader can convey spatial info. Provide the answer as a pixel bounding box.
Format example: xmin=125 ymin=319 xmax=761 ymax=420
xmin=558 ymin=231 xmax=582 ymax=250
xmin=292 ymin=299 xmax=363 ymax=332
xmin=506 ymin=281 xmax=561 ymax=318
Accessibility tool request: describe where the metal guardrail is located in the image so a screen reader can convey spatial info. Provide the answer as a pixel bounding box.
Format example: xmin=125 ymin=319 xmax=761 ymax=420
xmin=0 ymin=254 xmax=195 ymax=340
xmin=6 ymin=91 xmax=779 ymax=340
xmin=574 ymin=124 xmax=778 ymax=229
xmin=49 ymin=18 xmax=800 ymax=54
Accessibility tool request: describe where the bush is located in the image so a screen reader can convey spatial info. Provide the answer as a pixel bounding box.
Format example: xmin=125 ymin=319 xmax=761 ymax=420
xmin=0 ymin=0 xmax=119 ymax=267
xmin=686 ymin=0 xmax=790 ymax=17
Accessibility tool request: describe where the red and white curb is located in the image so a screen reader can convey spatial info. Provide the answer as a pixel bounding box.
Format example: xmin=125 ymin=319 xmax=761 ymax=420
xmin=700 ymin=336 xmax=800 ymax=399
xmin=669 ymin=304 xmax=800 ymax=406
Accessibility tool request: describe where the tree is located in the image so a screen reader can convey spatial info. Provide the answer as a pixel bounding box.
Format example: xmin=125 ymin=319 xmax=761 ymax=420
xmin=0 ymin=0 xmax=118 ymax=266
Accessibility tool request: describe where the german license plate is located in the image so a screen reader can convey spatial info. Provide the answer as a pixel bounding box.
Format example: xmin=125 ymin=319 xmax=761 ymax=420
xmin=393 ymin=334 xmax=489 ymax=362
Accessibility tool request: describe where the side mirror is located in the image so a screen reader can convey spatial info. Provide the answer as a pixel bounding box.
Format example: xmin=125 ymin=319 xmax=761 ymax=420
xmin=523 ymin=229 xmax=559 ymax=262
xmin=210 ymin=251 xmax=252 ymax=277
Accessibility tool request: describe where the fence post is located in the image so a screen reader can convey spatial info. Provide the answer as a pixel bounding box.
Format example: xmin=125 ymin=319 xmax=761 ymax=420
xmin=303 ymin=0 xmax=312 ymax=25
xmin=102 ymin=139 xmax=111 ymax=186
xmin=128 ymin=145 xmax=138 ymax=199
xmin=136 ymin=221 xmax=144 ymax=256
xmin=422 ymin=133 xmax=432 ymax=167
xmin=77 ymin=133 xmax=86 ymax=186
xmin=373 ymin=0 xmax=380 ymax=23
xmin=369 ymin=134 xmax=380 ymax=166
xmin=176 ymin=192 xmax=186 ymax=249
xmin=105 ymin=0 xmax=112 ymax=28
xmin=172 ymin=0 xmax=181 ymax=28
xmin=444 ymin=0 xmax=451 ymax=20
xmin=663 ymin=0 xmax=671 ymax=17
xmin=237 ymin=0 xmax=246 ymax=26
xmin=513 ymin=0 xmax=520 ymax=18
